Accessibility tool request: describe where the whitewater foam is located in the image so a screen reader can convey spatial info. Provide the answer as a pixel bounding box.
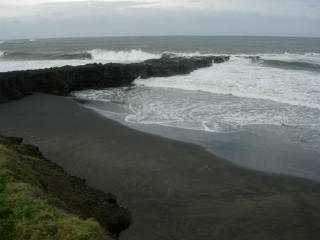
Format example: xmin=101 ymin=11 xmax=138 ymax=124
xmin=0 ymin=49 xmax=216 ymax=72
xmin=260 ymin=53 xmax=320 ymax=66
xmin=88 ymin=49 xmax=161 ymax=63
xmin=74 ymin=86 xmax=320 ymax=154
xmin=136 ymin=55 xmax=320 ymax=110
xmin=0 ymin=49 xmax=161 ymax=72
xmin=71 ymin=51 xmax=320 ymax=154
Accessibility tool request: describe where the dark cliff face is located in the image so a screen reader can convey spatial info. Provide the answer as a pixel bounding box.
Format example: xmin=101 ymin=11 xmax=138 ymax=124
xmin=0 ymin=55 xmax=229 ymax=102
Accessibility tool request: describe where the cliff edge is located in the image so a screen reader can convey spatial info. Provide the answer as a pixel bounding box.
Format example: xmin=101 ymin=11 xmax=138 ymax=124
xmin=0 ymin=136 xmax=131 ymax=240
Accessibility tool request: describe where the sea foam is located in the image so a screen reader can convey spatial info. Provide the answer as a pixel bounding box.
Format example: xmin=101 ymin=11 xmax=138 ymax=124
xmin=0 ymin=49 xmax=160 ymax=72
xmin=88 ymin=49 xmax=161 ymax=63
xmin=136 ymin=54 xmax=320 ymax=110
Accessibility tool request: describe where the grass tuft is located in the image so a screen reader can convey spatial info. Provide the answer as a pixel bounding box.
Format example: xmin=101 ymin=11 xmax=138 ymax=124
xmin=0 ymin=137 xmax=113 ymax=240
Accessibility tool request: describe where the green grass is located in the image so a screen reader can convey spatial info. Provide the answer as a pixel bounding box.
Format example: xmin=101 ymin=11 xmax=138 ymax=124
xmin=0 ymin=138 xmax=111 ymax=240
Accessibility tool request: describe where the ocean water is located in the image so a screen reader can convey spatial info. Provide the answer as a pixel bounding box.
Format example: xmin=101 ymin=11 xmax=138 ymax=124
xmin=2 ymin=36 xmax=320 ymax=177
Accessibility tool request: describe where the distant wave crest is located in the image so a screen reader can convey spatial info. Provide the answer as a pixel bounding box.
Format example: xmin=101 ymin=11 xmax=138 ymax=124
xmin=88 ymin=49 xmax=161 ymax=62
xmin=0 ymin=51 xmax=92 ymax=61
xmin=256 ymin=53 xmax=320 ymax=72
xmin=0 ymin=49 xmax=208 ymax=63
xmin=262 ymin=59 xmax=320 ymax=72
xmin=1 ymin=49 xmax=319 ymax=74
xmin=0 ymin=49 xmax=163 ymax=62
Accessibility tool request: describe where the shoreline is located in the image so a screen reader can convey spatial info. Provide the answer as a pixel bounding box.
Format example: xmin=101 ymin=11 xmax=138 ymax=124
xmin=1 ymin=93 xmax=320 ymax=239
xmin=81 ymin=98 xmax=320 ymax=183
xmin=2 ymin=93 xmax=320 ymax=239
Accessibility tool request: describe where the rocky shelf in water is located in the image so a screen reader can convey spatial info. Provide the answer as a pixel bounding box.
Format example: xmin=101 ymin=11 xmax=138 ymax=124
xmin=0 ymin=55 xmax=229 ymax=102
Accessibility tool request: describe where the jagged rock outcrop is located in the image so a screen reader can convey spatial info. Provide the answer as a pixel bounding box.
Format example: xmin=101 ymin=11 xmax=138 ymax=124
xmin=0 ymin=55 xmax=229 ymax=102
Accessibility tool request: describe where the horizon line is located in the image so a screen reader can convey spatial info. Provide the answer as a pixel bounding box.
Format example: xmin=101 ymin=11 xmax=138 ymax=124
xmin=2 ymin=34 xmax=320 ymax=41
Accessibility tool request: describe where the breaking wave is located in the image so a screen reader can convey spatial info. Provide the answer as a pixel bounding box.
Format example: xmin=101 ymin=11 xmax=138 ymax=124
xmin=0 ymin=49 xmax=161 ymax=62
xmin=0 ymin=48 xmax=319 ymax=75
xmin=136 ymin=54 xmax=320 ymax=110
xmin=258 ymin=53 xmax=320 ymax=72
xmin=0 ymin=51 xmax=92 ymax=60
xmin=88 ymin=49 xmax=161 ymax=63
xmin=73 ymin=52 xmax=320 ymax=136
xmin=262 ymin=59 xmax=320 ymax=72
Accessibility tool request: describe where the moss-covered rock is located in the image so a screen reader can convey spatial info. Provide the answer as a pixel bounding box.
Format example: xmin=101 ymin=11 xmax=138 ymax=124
xmin=0 ymin=136 xmax=131 ymax=240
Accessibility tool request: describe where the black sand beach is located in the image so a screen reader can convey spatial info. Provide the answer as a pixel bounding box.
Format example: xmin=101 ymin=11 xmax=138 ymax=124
xmin=86 ymin=99 xmax=320 ymax=183
xmin=1 ymin=93 xmax=320 ymax=240
xmin=115 ymin=117 xmax=320 ymax=182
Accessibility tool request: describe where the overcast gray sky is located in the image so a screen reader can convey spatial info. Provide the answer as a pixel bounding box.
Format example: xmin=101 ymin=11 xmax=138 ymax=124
xmin=0 ymin=0 xmax=319 ymax=39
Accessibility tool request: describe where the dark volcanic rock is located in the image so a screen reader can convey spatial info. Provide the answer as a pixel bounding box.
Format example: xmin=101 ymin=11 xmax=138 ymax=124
xmin=0 ymin=55 xmax=229 ymax=102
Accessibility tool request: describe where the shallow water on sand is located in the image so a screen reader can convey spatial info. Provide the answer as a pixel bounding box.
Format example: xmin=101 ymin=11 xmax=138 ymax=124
xmin=2 ymin=35 xmax=320 ymax=181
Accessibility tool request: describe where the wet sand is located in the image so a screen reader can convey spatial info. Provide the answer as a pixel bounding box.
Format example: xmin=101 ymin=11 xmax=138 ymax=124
xmin=82 ymin=99 xmax=320 ymax=182
xmin=1 ymin=93 xmax=320 ymax=240
xmin=111 ymin=119 xmax=320 ymax=182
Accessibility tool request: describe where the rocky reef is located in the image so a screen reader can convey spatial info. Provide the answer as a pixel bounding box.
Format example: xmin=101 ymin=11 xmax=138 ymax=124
xmin=0 ymin=55 xmax=229 ymax=102
xmin=0 ymin=136 xmax=131 ymax=240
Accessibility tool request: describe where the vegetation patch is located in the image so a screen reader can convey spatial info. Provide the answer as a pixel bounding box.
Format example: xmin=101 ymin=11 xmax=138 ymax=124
xmin=0 ymin=136 xmax=130 ymax=240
